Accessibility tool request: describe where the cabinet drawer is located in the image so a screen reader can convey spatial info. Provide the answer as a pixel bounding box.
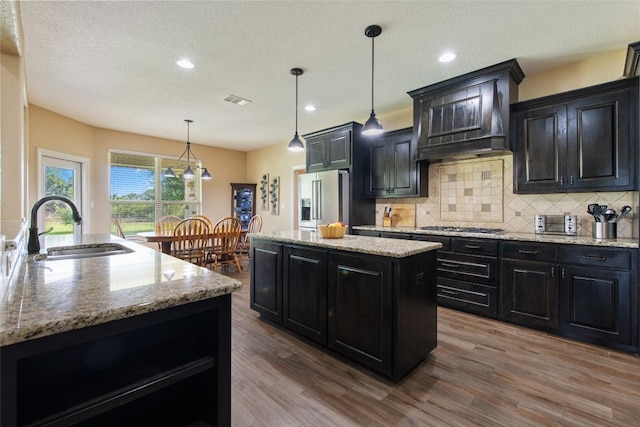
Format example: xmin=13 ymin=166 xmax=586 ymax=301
xmin=503 ymin=241 xmax=558 ymax=262
xmin=452 ymin=238 xmax=498 ymax=256
xmin=437 ymin=277 xmax=499 ymax=318
xmin=560 ymin=246 xmax=633 ymax=270
xmin=437 ymin=253 xmax=497 ymax=285
xmin=412 ymin=234 xmax=451 ymax=252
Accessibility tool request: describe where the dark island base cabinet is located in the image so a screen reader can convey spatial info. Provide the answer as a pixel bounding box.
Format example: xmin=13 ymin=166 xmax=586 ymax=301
xmin=0 ymin=297 xmax=231 ymax=427
xmin=250 ymin=239 xmax=438 ymax=381
xmin=283 ymin=245 xmax=328 ymax=344
xmin=250 ymin=240 xmax=283 ymax=323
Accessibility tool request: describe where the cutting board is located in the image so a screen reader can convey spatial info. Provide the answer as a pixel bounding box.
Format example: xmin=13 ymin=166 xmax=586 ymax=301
xmin=389 ymin=204 xmax=416 ymax=227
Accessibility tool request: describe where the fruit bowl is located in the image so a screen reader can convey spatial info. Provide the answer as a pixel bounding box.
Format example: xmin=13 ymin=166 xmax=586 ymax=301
xmin=318 ymin=224 xmax=347 ymax=239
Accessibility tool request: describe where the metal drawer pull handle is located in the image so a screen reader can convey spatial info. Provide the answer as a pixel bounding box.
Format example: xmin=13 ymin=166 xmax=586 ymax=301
xmin=518 ymin=249 xmax=539 ymax=254
xmin=441 ymin=262 xmax=460 ymax=268
xmin=582 ymin=255 xmax=607 ymax=261
xmin=464 ymin=245 xmax=481 ymax=249
xmin=440 ymin=289 xmax=460 ymax=295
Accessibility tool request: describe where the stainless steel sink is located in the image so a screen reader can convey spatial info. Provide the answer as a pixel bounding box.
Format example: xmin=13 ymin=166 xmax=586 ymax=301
xmin=34 ymin=243 xmax=134 ymax=261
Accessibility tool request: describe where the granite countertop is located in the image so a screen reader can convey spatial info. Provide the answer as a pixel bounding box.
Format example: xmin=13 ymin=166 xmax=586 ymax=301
xmin=250 ymin=230 xmax=442 ymax=257
xmin=353 ymin=225 xmax=639 ymax=249
xmin=0 ymin=234 xmax=241 ymax=347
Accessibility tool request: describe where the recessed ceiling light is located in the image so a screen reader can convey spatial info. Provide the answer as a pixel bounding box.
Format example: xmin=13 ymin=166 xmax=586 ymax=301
xmin=305 ymin=104 xmax=316 ymax=112
xmin=176 ymin=59 xmax=195 ymax=69
xmin=439 ymin=52 xmax=457 ymax=63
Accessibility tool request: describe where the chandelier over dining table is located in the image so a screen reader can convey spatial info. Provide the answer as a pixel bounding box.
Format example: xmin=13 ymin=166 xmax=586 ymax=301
xmin=164 ymin=119 xmax=212 ymax=180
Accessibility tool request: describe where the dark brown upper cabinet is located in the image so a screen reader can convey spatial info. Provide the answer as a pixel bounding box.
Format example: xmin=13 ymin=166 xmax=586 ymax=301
xmin=409 ymin=59 xmax=524 ymax=162
xmin=512 ymin=77 xmax=638 ymax=193
xmin=305 ymin=124 xmax=354 ymax=172
xmin=364 ymin=127 xmax=428 ymax=198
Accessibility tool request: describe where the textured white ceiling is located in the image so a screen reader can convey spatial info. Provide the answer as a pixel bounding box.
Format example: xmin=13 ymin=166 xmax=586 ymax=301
xmin=19 ymin=0 xmax=640 ymax=152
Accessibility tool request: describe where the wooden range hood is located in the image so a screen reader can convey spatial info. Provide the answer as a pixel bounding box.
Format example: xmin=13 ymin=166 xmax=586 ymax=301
xmin=408 ymin=59 xmax=525 ymax=162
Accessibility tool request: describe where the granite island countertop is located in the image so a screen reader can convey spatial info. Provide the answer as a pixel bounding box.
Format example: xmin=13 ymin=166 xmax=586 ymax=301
xmin=0 ymin=234 xmax=241 ymax=347
xmin=353 ymin=225 xmax=639 ymax=249
xmin=250 ymin=230 xmax=442 ymax=257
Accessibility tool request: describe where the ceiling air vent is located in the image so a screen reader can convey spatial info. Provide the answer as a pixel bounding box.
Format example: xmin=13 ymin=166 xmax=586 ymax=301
xmin=224 ymin=94 xmax=252 ymax=106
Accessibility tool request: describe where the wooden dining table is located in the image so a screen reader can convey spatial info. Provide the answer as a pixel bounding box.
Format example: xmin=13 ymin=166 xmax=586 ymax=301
xmin=136 ymin=230 xmax=248 ymax=255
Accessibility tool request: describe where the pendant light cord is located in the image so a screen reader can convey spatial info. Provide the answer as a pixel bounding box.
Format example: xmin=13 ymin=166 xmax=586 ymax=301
xmin=370 ymin=35 xmax=375 ymax=111
xmin=295 ymin=73 xmax=299 ymax=134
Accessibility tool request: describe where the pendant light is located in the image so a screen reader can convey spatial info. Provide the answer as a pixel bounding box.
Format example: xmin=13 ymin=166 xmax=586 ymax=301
xmin=164 ymin=119 xmax=212 ymax=180
xmin=362 ymin=24 xmax=384 ymax=136
xmin=287 ymin=67 xmax=305 ymax=152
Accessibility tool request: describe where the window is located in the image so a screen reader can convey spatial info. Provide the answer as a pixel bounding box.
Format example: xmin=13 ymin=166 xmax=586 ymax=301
xmin=109 ymin=150 xmax=202 ymax=238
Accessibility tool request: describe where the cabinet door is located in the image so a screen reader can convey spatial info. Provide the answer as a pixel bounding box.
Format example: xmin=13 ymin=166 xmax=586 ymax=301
xmin=513 ymin=105 xmax=567 ymax=193
xmin=502 ymin=259 xmax=558 ymax=329
xmin=559 ymin=265 xmax=633 ymax=348
xmin=567 ymin=90 xmax=633 ymax=191
xmin=365 ymin=138 xmax=388 ymax=197
xmin=283 ymin=246 xmax=327 ymax=344
xmin=328 ymin=252 xmax=392 ymax=376
xmin=306 ymin=135 xmax=326 ymax=172
xmin=387 ymin=132 xmax=415 ymax=196
xmin=326 ymin=128 xmax=351 ymax=169
xmin=250 ymin=241 xmax=283 ymax=323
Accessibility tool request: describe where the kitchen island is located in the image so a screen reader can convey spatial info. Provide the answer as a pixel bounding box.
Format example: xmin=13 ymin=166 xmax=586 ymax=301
xmin=0 ymin=234 xmax=241 ymax=427
xmin=249 ymin=230 xmax=441 ymax=381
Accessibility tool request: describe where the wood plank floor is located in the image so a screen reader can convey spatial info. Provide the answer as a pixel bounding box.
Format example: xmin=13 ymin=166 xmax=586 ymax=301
xmin=220 ymin=264 xmax=640 ymax=426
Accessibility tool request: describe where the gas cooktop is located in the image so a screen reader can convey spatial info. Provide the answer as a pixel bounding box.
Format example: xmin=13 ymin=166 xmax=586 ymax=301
xmin=420 ymin=226 xmax=503 ymax=234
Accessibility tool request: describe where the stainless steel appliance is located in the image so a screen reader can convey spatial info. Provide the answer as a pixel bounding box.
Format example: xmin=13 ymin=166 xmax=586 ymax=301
xmin=298 ymin=170 xmax=349 ymax=231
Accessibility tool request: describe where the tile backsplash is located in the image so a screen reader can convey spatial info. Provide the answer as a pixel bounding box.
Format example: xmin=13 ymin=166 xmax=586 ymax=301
xmin=376 ymin=154 xmax=638 ymax=239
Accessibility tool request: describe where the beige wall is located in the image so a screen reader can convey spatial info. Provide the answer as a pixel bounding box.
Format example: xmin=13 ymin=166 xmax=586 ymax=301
xmin=518 ymin=48 xmax=627 ymax=101
xmin=1 ymin=52 xmax=27 ymax=230
xmin=28 ymin=106 xmax=247 ymax=234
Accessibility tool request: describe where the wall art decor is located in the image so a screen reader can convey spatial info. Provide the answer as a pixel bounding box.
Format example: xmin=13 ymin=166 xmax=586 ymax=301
xmin=269 ymin=176 xmax=280 ymax=215
xmin=260 ymin=173 xmax=269 ymax=211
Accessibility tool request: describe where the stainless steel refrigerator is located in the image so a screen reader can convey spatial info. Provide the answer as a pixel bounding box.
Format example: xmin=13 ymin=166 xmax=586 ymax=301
xmin=298 ymin=170 xmax=350 ymax=231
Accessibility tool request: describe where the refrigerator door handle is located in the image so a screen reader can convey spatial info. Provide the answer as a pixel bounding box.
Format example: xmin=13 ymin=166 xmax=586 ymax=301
xmin=317 ymin=179 xmax=322 ymax=220
xmin=311 ymin=180 xmax=318 ymax=220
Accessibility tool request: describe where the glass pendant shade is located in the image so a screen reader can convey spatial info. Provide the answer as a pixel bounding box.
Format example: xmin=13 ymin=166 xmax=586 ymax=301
xmin=183 ymin=165 xmax=195 ymax=178
xmin=164 ymin=166 xmax=177 ymax=178
xmin=362 ymin=110 xmax=383 ymax=136
xmin=288 ymin=132 xmax=304 ymax=152
xmin=287 ymin=68 xmax=305 ymax=152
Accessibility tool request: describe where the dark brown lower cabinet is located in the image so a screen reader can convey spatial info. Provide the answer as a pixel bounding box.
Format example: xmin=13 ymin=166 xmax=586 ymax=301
xmin=327 ymin=252 xmax=393 ymax=376
xmin=283 ymin=245 xmax=327 ymax=344
xmin=250 ymin=240 xmax=283 ymax=323
xmin=503 ymin=241 xmax=637 ymax=353
xmin=502 ymin=242 xmax=559 ymax=330
xmin=250 ymin=238 xmax=438 ymax=381
xmin=560 ymin=265 xmax=633 ymax=350
xmin=0 ymin=297 xmax=232 ymax=427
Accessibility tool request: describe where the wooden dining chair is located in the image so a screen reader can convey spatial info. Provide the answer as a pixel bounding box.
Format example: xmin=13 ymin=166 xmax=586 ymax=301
xmin=171 ymin=218 xmax=210 ymax=266
xmin=191 ymin=214 xmax=213 ymax=230
xmin=155 ymin=215 xmax=182 ymax=251
xmin=112 ymin=218 xmax=126 ymax=239
xmin=237 ymin=214 xmax=262 ymax=259
xmin=206 ymin=216 xmax=243 ymax=272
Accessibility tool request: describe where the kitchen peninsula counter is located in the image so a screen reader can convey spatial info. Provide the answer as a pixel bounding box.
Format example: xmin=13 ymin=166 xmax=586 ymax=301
xmin=1 ymin=234 xmax=240 ymax=427
xmin=249 ymin=231 xmax=441 ymax=381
